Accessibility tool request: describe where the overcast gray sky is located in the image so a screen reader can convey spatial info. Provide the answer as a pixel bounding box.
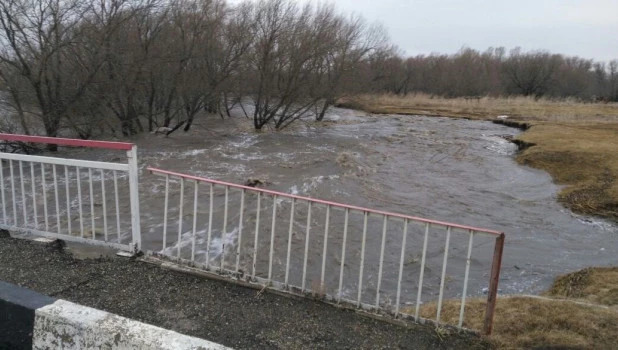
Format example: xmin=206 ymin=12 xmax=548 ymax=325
xmin=295 ymin=0 xmax=618 ymax=62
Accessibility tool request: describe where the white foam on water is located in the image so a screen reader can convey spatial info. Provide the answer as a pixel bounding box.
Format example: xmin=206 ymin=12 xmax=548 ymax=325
xmin=229 ymin=134 xmax=259 ymax=149
xmin=481 ymin=134 xmax=517 ymax=156
xmin=288 ymin=175 xmax=340 ymax=195
xmin=274 ymin=152 xmax=295 ymax=162
xmin=220 ymin=152 xmax=266 ymax=161
xmin=570 ymin=212 xmax=617 ymax=232
xmin=289 ymin=185 xmax=299 ymax=195
xmin=161 ymin=227 xmax=240 ymax=265
xmin=180 ymin=149 xmax=208 ymax=157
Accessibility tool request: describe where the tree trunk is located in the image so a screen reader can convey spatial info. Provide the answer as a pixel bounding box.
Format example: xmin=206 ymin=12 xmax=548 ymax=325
xmin=43 ymin=118 xmax=59 ymax=152
xmin=183 ymin=114 xmax=194 ymax=132
xmin=316 ymin=98 xmax=333 ymax=121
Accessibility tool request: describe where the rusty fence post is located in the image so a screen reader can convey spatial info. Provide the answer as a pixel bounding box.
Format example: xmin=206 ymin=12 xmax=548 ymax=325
xmin=483 ymin=232 xmax=505 ymax=335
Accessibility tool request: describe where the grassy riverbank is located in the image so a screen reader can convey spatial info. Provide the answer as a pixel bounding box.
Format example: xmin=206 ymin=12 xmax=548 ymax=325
xmin=341 ymin=93 xmax=618 ymax=222
xmin=346 ymin=94 xmax=618 ymax=348
xmin=416 ymin=267 xmax=618 ymax=349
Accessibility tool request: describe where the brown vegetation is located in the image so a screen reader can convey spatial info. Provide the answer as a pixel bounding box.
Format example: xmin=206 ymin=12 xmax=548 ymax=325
xmin=516 ymin=123 xmax=618 ymax=221
xmin=546 ymin=267 xmax=618 ymax=306
xmin=419 ymin=295 xmax=618 ymax=349
xmin=418 ymin=267 xmax=618 ymax=349
xmin=341 ymin=93 xmax=618 ymax=122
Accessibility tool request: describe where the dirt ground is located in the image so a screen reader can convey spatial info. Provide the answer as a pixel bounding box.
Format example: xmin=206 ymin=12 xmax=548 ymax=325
xmin=0 ymin=232 xmax=489 ymax=350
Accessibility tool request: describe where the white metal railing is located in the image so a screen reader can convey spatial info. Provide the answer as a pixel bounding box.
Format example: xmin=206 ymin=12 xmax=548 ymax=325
xmin=147 ymin=167 xmax=505 ymax=334
xmin=0 ymin=134 xmax=141 ymax=252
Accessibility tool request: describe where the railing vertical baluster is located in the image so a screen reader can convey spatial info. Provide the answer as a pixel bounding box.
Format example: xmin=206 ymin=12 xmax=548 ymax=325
xmin=53 ymin=165 xmax=59 ymax=234
xmin=191 ymin=181 xmax=199 ymax=262
xmin=206 ymin=183 xmax=214 ymax=265
xmin=484 ymin=233 xmax=505 ymax=336
xmin=177 ymin=178 xmax=184 ymax=259
xmin=19 ymin=161 xmax=27 ymax=225
xmin=126 ymin=145 xmax=141 ymax=252
xmin=301 ymin=202 xmax=312 ymax=292
xmin=320 ymin=205 xmax=330 ymax=292
xmin=10 ymin=161 xmax=16 ymax=225
xmin=395 ymin=219 xmax=408 ymax=316
xmin=221 ymin=185 xmax=228 ymax=271
xmin=64 ymin=166 xmax=71 ymax=235
xmin=252 ymin=192 xmax=261 ymax=279
xmin=100 ymin=169 xmax=108 ymax=242
xmin=88 ymin=168 xmax=95 ymax=240
xmin=113 ymin=170 xmax=120 ymax=243
xmin=162 ymin=175 xmax=169 ymax=251
xmin=76 ymin=167 xmax=84 ymax=238
xmin=337 ymin=208 xmax=349 ymax=303
xmin=459 ymin=230 xmax=475 ymax=328
xmin=268 ymin=195 xmax=277 ymax=282
xmin=415 ymin=223 xmax=430 ymax=321
xmin=436 ymin=226 xmax=452 ymax=324
xmin=236 ymin=189 xmax=245 ymax=273
xmin=41 ymin=164 xmax=49 ymax=231
xmin=30 ymin=162 xmax=37 ymax=228
xmin=285 ymin=198 xmax=295 ymax=286
xmin=376 ymin=215 xmax=388 ymax=308
xmin=357 ymin=211 xmax=368 ymax=307
xmin=1 ymin=159 xmax=6 ymax=225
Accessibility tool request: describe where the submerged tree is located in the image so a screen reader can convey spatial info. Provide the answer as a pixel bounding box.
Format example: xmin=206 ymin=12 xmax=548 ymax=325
xmin=0 ymin=0 xmax=145 ymax=146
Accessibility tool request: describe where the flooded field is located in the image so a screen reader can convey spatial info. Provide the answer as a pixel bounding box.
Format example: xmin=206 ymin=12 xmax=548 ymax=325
xmin=4 ymin=108 xmax=617 ymax=306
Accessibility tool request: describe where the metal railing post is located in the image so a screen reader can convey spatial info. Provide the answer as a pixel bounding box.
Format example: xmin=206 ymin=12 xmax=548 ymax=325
xmin=127 ymin=145 xmax=142 ymax=253
xmin=484 ymin=232 xmax=505 ymax=335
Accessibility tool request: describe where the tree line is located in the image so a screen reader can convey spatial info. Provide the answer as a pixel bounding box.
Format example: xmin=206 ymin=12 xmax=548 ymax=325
xmin=1 ymin=0 xmax=616 ymax=144
xmin=368 ymin=47 xmax=618 ymax=101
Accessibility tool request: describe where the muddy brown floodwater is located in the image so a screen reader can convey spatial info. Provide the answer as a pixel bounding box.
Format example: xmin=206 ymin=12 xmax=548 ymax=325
xmin=48 ymin=108 xmax=618 ymax=305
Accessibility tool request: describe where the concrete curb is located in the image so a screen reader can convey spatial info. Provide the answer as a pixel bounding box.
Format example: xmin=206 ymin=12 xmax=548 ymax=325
xmin=0 ymin=281 xmax=230 ymax=349
xmin=0 ymin=280 xmax=57 ymax=349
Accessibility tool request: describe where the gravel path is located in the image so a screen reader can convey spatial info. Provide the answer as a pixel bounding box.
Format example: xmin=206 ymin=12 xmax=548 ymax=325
xmin=0 ymin=233 xmax=489 ymax=349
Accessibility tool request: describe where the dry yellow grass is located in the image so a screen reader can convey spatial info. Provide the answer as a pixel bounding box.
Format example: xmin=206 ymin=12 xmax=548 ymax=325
xmin=515 ymin=122 xmax=618 ymax=220
xmin=342 ymin=93 xmax=618 ymax=222
xmin=343 ymin=93 xmax=618 ymax=123
xmin=546 ymin=267 xmax=618 ymax=307
xmin=417 ymin=267 xmax=618 ymax=349
xmin=417 ymin=296 xmax=618 ymax=349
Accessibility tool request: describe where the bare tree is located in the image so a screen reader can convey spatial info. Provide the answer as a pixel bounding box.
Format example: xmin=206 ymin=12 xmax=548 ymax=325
xmin=91 ymin=1 xmax=167 ymax=136
xmin=313 ymin=11 xmax=388 ymax=120
xmin=179 ymin=0 xmax=252 ymax=132
xmin=0 ymin=0 xmax=140 ymax=148
xmin=240 ymin=0 xmax=321 ymax=129
xmin=503 ymin=48 xmax=560 ymax=98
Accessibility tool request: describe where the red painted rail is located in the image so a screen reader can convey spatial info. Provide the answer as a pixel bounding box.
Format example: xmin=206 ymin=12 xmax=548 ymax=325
xmin=147 ymin=167 xmax=503 ymax=236
xmin=0 ymin=134 xmax=134 ymax=151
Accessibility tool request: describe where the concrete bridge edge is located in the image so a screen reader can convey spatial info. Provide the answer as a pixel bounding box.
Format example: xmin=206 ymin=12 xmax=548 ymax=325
xmin=0 ymin=280 xmax=230 ymax=350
